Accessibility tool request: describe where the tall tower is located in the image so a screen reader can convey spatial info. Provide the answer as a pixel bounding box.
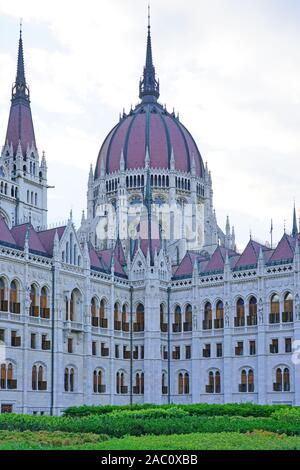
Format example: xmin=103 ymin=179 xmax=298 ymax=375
xmin=0 ymin=26 xmax=48 ymax=229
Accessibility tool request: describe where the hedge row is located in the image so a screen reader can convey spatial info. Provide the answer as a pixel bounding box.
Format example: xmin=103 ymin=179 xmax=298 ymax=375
xmin=0 ymin=413 xmax=299 ymax=438
xmin=63 ymin=403 xmax=289 ymax=418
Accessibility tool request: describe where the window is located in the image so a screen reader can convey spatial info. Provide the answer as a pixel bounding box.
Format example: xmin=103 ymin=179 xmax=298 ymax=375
xmin=270 ymin=294 xmax=280 ymax=324
xmin=184 ymin=304 xmax=192 ymax=331
xmin=162 ymin=373 xmax=168 ymax=395
xmin=68 ymin=338 xmax=73 ymax=354
xmin=0 ymin=278 xmax=7 ymax=312
xmin=216 ymin=343 xmax=223 ymax=358
xmin=274 ymin=367 xmax=290 ymax=392
xmin=203 ymin=302 xmax=212 ymax=330
xmin=0 ymin=363 xmax=17 ymax=390
xmin=215 ymin=301 xmax=224 ymax=329
xmin=185 ymin=345 xmax=191 ymax=360
xmin=235 ymin=341 xmax=243 ymax=356
xmin=92 ymin=341 xmax=97 ymax=356
xmin=31 ymin=333 xmax=36 ymax=349
xmin=93 ymin=370 xmax=105 ymax=394
xmin=239 ymin=369 xmax=254 ymax=392
xmin=40 ymin=287 xmax=50 ymax=319
xmin=134 ymin=304 xmax=144 ymax=332
xmin=178 ymin=372 xmax=189 ymax=395
xmin=206 ymin=371 xmax=221 ymax=394
xmin=116 ymin=371 xmax=127 ymax=394
xmin=9 ymin=281 xmax=20 ymax=314
xmin=134 ymin=372 xmax=144 ymax=394
xmin=248 ymin=297 xmax=257 ymax=325
xmin=64 ymin=368 xmax=75 ymax=392
xmin=160 ymin=304 xmax=167 ymax=332
xmin=11 ymin=330 xmax=21 ymax=347
xmin=1 ymin=404 xmax=13 ymax=414
xmin=141 ymin=345 xmax=144 ymax=360
xmin=0 ymin=329 xmax=5 ymax=343
xmin=173 ymin=306 xmax=182 ymax=333
xmin=30 ymin=284 xmax=39 ymax=317
xmin=41 ymin=335 xmax=50 ymax=351
xmin=32 ymin=365 xmax=46 ymax=391
xmin=203 ymin=344 xmax=211 ymax=358
xmin=249 ymin=340 xmax=256 ymax=356
xmin=285 ymin=338 xmax=292 ymax=353
xmin=283 ymin=293 xmax=293 ymax=323
xmin=115 ymin=344 xmax=120 ymax=359
xmin=235 ymin=298 xmax=245 ymax=327
xmin=270 ymin=339 xmax=278 ymax=354
xmin=173 ymin=346 xmax=180 ymax=360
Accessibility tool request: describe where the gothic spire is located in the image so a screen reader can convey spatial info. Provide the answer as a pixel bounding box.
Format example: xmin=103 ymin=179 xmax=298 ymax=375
xmin=12 ymin=22 xmax=30 ymax=103
xmin=292 ymin=203 xmax=298 ymax=237
xmin=139 ymin=5 xmax=160 ymax=103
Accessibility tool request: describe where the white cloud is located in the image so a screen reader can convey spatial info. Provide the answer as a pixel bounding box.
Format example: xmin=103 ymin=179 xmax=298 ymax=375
xmin=0 ymin=0 xmax=299 ymax=246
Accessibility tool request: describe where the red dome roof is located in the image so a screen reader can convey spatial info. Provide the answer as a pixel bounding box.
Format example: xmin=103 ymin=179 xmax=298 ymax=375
xmin=95 ymin=103 xmax=204 ymax=179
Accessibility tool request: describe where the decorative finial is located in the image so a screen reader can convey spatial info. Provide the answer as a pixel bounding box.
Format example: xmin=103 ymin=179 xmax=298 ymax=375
xmin=148 ymin=3 xmax=151 ymax=30
xmin=20 ymin=18 xmax=23 ymax=36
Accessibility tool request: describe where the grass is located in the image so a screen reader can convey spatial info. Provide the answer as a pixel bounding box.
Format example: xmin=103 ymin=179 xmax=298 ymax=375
xmin=1 ymin=431 xmax=300 ymax=450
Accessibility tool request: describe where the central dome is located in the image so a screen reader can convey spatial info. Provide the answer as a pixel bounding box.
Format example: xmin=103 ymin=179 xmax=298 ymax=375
xmin=95 ymin=103 xmax=204 ymax=178
xmin=95 ymin=15 xmax=204 ymax=180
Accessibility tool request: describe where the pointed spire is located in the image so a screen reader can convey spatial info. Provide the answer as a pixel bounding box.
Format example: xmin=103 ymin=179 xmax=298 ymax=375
xmin=120 ymin=149 xmax=125 ymax=172
xmin=12 ymin=23 xmax=30 ymax=103
xmin=139 ymin=4 xmax=160 ymax=103
xmin=292 ymin=203 xmax=298 ymax=237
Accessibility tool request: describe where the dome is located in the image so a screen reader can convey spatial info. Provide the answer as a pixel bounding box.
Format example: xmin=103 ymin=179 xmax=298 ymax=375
xmin=95 ymin=103 xmax=204 ymax=179
xmin=94 ymin=14 xmax=204 ymax=180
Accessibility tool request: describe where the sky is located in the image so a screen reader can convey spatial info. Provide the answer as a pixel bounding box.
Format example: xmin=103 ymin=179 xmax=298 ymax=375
xmin=0 ymin=0 xmax=299 ymax=250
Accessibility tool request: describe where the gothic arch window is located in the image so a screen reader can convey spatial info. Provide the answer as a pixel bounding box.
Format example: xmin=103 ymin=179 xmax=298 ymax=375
xmin=0 ymin=362 xmax=16 ymax=389
xmin=239 ymin=369 xmax=254 ymax=393
xmin=235 ymin=298 xmax=245 ymax=327
xmin=283 ymin=293 xmax=293 ymax=323
xmin=162 ymin=372 xmax=168 ymax=394
xmin=69 ymin=289 xmax=82 ymax=322
xmin=10 ymin=280 xmax=20 ymax=314
xmin=248 ymin=296 xmax=257 ymax=325
xmin=0 ymin=278 xmax=7 ymax=312
xmin=93 ymin=369 xmax=105 ymax=394
xmin=203 ymin=302 xmax=212 ymax=330
xmin=135 ymin=304 xmax=144 ymax=332
xmin=173 ymin=305 xmax=182 ymax=332
xmin=184 ymin=304 xmax=192 ymax=331
xmin=64 ymin=367 xmax=75 ymax=392
xmin=116 ymin=371 xmax=127 ymax=394
xmin=206 ymin=370 xmax=221 ymax=394
xmin=40 ymin=287 xmax=49 ymax=319
xmin=178 ymin=371 xmax=189 ymax=395
xmin=274 ymin=367 xmax=290 ymax=392
xmin=134 ymin=372 xmax=144 ymax=394
xmin=30 ymin=284 xmax=39 ymax=317
xmin=100 ymin=299 xmax=108 ymax=328
xmin=32 ymin=364 xmax=46 ymax=391
xmin=270 ymin=294 xmax=280 ymax=324
xmin=215 ymin=300 xmax=224 ymax=329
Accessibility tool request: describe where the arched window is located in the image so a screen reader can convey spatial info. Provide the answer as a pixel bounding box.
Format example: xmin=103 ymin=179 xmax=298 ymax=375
xmin=270 ymin=294 xmax=280 ymax=324
xmin=134 ymin=372 xmax=144 ymax=394
xmin=184 ymin=373 xmax=190 ymax=394
xmin=134 ymin=304 xmax=144 ymax=332
xmin=206 ymin=370 xmax=221 ymax=394
xmin=40 ymin=287 xmax=49 ymax=319
xmin=283 ymin=293 xmax=293 ymax=323
xmin=248 ymin=297 xmax=257 ymax=325
xmin=184 ymin=304 xmax=192 ymax=331
xmin=203 ymin=302 xmax=212 ymax=330
xmin=30 ymin=284 xmax=39 ymax=317
xmin=116 ymin=371 xmax=127 ymax=394
xmin=235 ymin=298 xmax=245 ymax=327
xmin=93 ymin=370 xmax=105 ymax=394
xmin=283 ymin=368 xmax=290 ymax=392
xmin=91 ymin=297 xmax=98 ymax=327
xmin=0 ymin=363 xmax=6 ymax=389
xmin=122 ymin=304 xmax=128 ymax=331
xmin=178 ymin=372 xmax=184 ymax=394
xmin=114 ymin=302 xmax=121 ymax=330
xmin=239 ymin=369 xmax=254 ymax=393
xmin=160 ymin=304 xmax=167 ymax=332
xmin=0 ymin=363 xmax=16 ymax=390
xmin=0 ymin=278 xmax=7 ymax=312
xmin=100 ymin=299 xmax=108 ymax=328
xmin=10 ymin=280 xmax=20 ymax=314
xmin=173 ymin=306 xmax=182 ymax=333
xmin=64 ymin=368 xmax=75 ymax=392
xmin=215 ymin=300 xmax=224 ymax=329
xmin=162 ymin=373 xmax=168 ymax=394
xmin=32 ymin=364 xmax=46 ymax=391
xmin=69 ymin=289 xmax=81 ymax=322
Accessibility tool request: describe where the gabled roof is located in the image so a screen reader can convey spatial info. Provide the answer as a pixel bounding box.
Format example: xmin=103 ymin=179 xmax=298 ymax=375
xmin=173 ymin=251 xmax=208 ymax=279
xmin=268 ymin=233 xmax=295 ymax=264
xmin=38 ymin=226 xmax=66 ymax=256
xmin=0 ymin=217 xmax=18 ymax=248
xmin=204 ymin=246 xmax=237 ymax=273
xmin=11 ymin=223 xmax=48 ymax=256
xmin=234 ymin=239 xmax=271 ymax=269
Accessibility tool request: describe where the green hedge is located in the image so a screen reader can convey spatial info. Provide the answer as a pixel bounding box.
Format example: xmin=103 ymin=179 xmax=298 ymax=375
xmin=0 ymin=413 xmax=299 ymax=438
xmin=63 ymin=403 xmax=289 ymax=418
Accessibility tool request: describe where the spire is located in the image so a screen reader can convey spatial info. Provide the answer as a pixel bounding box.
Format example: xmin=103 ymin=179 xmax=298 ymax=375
xmin=292 ymin=203 xmax=298 ymax=237
xmin=139 ymin=4 xmax=160 ymax=103
xmin=143 ymin=146 xmax=153 ymax=265
xmin=13 ymin=22 xmax=30 ymax=103
xmin=5 ymin=26 xmax=36 ymax=156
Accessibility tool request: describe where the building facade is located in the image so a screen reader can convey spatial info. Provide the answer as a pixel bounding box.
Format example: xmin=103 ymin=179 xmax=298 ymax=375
xmin=0 ymin=22 xmax=299 ymax=415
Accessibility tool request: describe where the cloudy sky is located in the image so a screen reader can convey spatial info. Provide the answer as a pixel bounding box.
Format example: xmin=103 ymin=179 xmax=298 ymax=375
xmin=0 ymin=0 xmax=299 ymax=249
